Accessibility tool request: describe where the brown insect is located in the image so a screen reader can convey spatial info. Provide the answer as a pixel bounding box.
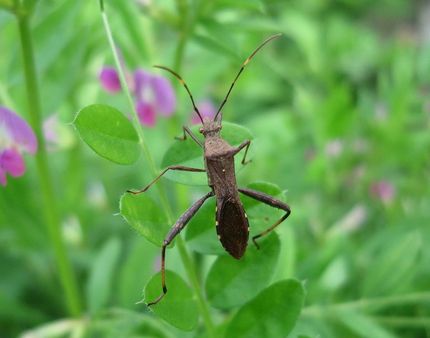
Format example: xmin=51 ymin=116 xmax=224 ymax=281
xmin=128 ymin=34 xmax=291 ymax=306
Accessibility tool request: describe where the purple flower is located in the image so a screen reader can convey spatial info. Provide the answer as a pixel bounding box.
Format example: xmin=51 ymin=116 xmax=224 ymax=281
xmin=0 ymin=106 xmax=37 ymax=186
xmin=99 ymin=67 xmax=121 ymax=93
xmin=99 ymin=66 xmax=176 ymax=127
xmin=136 ymin=101 xmax=156 ymax=127
xmin=370 ymin=180 xmax=395 ymax=204
xmin=191 ymin=100 xmax=216 ymax=125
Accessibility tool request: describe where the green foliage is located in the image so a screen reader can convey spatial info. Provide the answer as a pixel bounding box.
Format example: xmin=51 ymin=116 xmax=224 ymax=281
xmin=119 ymin=192 xmax=169 ymax=247
xmin=86 ymin=238 xmax=122 ymax=313
xmin=144 ymin=270 xmax=199 ymax=331
xmin=84 ymin=309 xmax=175 ymax=338
xmin=335 ymin=311 xmax=398 ymax=338
xmin=361 ymin=231 xmax=422 ymax=297
xmin=1 ymin=0 xmax=430 ymax=337
xmin=205 ymin=233 xmax=280 ymax=309
xmin=225 ymin=279 xmax=305 ymax=338
xmin=74 ymin=104 xmax=140 ymax=165
xmin=0 ymin=0 xmax=13 ymax=11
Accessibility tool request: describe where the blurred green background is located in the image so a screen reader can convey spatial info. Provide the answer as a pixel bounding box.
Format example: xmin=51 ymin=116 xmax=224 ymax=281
xmin=1 ymin=0 xmax=429 ymax=337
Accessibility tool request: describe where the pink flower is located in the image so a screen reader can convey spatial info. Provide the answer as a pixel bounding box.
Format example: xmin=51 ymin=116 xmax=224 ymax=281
xmin=99 ymin=67 xmax=176 ymax=127
xmin=191 ymin=100 xmax=216 ymax=125
xmin=0 ymin=106 xmax=37 ymax=186
xmin=370 ymin=180 xmax=395 ymax=204
xmin=99 ymin=67 xmax=121 ymax=93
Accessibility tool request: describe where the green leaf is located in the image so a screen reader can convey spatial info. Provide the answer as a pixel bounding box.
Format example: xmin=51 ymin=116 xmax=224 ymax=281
xmin=144 ymin=270 xmax=199 ymax=331
xmin=185 ymin=181 xmax=284 ymax=255
xmin=225 ymin=279 xmax=305 ymax=338
xmin=119 ymin=193 xmax=169 ymax=247
xmin=336 ymin=311 xmax=397 ymax=338
xmin=362 ymin=231 xmax=421 ymax=296
xmin=205 ymin=233 xmax=281 ymax=309
xmin=86 ymin=238 xmax=122 ymax=314
xmin=73 ymin=104 xmax=140 ymax=164
xmin=161 ymin=122 xmax=253 ymax=185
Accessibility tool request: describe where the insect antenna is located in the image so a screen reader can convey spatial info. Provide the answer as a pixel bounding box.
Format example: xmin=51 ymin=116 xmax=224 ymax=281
xmin=154 ymin=65 xmax=204 ymax=124
xmin=214 ymin=33 xmax=282 ymax=122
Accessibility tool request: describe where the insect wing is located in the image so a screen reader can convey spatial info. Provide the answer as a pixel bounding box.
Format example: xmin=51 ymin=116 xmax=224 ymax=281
xmin=216 ymin=198 xmax=249 ymax=259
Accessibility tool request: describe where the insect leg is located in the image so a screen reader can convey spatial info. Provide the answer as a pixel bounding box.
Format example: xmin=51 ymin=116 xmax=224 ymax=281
xmin=147 ymin=191 xmax=214 ymax=306
xmin=234 ymin=139 xmax=252 ymax=165
xmin=175 ymin=126 xmax=203 ymax=148
xmin=238 ymin=187 xmax=291 ymax=249
xmin=127 ymin=165 xmax=206 ymax=194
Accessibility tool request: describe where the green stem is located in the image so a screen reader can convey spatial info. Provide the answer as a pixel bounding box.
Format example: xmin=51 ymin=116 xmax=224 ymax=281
xmin=176 ymin=238 xmax=216 ymax=335
xmin=100 ymin=3 xmax=216 ymax=337
xmin=303 ymin=292 xmax=430 ymax=317
xmin=17 ymin=13 xmax=81 ymax=316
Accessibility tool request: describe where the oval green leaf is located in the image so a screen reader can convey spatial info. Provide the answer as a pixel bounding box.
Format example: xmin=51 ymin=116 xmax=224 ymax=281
xmin=205 ymin=233 xmax=280 ymax=309
xmin=185 ymin=181 xmax=285 ymax=255
xmin=144 ymin=270 xmax=199 ymax=331
xmin=161 ymin=122 xmax=253 ymax=185
xmin=74 ymin=104 xmax=140 ymax=164
xmin=120 ymin=193 xmax=169 ymax=247
xmin=225 ymin=279 xmax=305 ymax=338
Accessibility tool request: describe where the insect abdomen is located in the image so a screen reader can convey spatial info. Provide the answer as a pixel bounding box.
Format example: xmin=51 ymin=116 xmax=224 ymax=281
xmin=216 ymin=197 xmax=249 ymax=259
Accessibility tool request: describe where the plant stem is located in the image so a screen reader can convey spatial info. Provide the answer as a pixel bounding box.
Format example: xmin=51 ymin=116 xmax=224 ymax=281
xmin=17 ymin=13 xmax=81 ymax=316
xmin=176 ymin=238 xmax=216 ymax=335
xmin=100 ymin=3 xmax=216 ymax=337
